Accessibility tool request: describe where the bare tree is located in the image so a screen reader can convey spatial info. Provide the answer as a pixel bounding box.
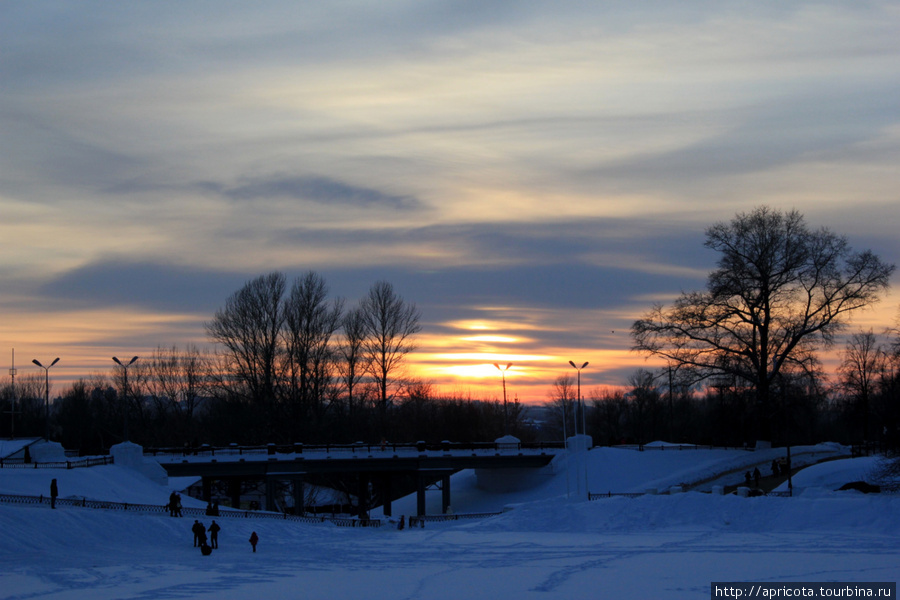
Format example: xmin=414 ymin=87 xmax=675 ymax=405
xmin=337 ymin=306 xmax=370 ymax=424
xmin=633 ymin=206 xmax=894 ymax=441
xmin=548 ymin=374 xmax=577 ymax=441
xmin=146 ymin=344 xmax=208 ymax=442
xmin=359 ymin=281 xmax=421 ymax=434
xmin=839 ymin=331 xmax=887 ymax=444
xmin=627 ymin=368 xmax=661 ymax=445
xmin=206 ymin=272 xmax=286 ymax=411
xmin=282 ymin=272 xmax=344 ymax=432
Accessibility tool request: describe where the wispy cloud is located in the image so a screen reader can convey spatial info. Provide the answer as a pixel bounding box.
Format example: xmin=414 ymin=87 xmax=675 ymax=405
xmin=2 ymin=1 xmax=899 ymax=399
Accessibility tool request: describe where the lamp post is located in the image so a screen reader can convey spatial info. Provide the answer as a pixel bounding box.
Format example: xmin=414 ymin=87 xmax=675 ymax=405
xmin=493 ymin=363 xmax=513 ymax=435
xmin=32 ymin=357 xmax=59 ymax=440
xmin=569 ymin=360 xmax=589 ymax=498
xmin=113 ymin=356 xmax=139 ymax=441
xmin=568 ymin=361 xmax=589 ymax=438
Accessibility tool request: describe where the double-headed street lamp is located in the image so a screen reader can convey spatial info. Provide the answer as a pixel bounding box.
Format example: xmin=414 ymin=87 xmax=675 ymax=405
xmin=493 ymin=362 xmax=513 ymax=435
xmin=569 ymin=360 xmax=589 ymax=499
xmin=113 ymin=356 xmax=139 ymax=441
xmin=32 ymin=357 xmax=60 ymax=441
xmin=568 ymin=360 xmax=589 ymax=438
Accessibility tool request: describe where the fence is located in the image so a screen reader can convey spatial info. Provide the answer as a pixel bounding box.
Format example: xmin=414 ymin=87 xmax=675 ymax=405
xmin=588 ymin=488 xmax=793 ymax=500
xmin=0 ymin=492 xmax=381 ymax=527
xmin=408 ymin=511 xmax=504 ymax=527
xmin=0 ymin=456 xmax=113 ymax=470
xmin=614 ymin=444 xmax=755 ymax=452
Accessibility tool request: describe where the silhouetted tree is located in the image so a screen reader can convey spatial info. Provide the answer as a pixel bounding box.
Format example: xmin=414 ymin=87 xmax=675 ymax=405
xmin=359 ymin=281 xmax=421 ymax=435
xmin=206 ymin=272 xmax=286 ymax=420
xmin=282 ymin=272 xmax=344 ymax=437
xmin=633 ymin=206 xmax=894 ymax=441
xmin=838 ymin=330 xmax=886 ymax=445
xmin=337 ymin=306 xmax=370 ymax=433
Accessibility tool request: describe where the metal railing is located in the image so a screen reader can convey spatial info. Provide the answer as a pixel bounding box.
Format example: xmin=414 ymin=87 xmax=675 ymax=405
xmin=0 ymin=492 xmax=381 ymax=527
xmin=0 ymin=456 xmax=113 ymax=469
xmin=588 ymin=488 xmax=793 ymax=500
xmin=615 ymin=444 xmax=755 ymax=452
xmin=143 ymin=440 xmax=564 ymax=459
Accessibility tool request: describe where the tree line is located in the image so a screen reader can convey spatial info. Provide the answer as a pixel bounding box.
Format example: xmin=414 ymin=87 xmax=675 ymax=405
xmin=1 ymin=206 xmax=897 ymax=455
xmin=0 ymin=273 xmax=530 ymax=454
xmin=541 ymin=206 xmax=895 ymax=453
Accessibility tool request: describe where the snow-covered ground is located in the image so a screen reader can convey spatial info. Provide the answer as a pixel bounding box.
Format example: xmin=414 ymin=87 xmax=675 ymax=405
xmin=1 ymin=443 xmax=896 ymax=600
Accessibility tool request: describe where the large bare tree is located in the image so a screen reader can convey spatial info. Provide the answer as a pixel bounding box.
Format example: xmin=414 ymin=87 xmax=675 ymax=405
xmin=282 ymin=271 xmax=344 ymax=430
xmin=337 ymin=305 xmax=370 ymax=425
xmin=632 ymin=206 xmax=894 ymax=441
xmin=359 ymin=281 xmax=421 ymax=434
xmin=206 ymin=272 xmax=286 ymax=409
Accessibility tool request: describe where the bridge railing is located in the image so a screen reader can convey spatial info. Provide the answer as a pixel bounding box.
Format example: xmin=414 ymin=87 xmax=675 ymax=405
xmin=143 ymin=440 xmax=564 ymax=460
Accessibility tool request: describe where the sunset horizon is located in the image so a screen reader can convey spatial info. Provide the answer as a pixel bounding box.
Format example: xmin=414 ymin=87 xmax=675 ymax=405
xmin=2 ymin=2 xmax=898 ymax=407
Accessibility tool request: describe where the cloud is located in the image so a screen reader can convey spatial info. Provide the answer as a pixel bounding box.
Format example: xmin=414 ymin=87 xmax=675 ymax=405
xmin=204 ymin=175 xmax=422 ymax=210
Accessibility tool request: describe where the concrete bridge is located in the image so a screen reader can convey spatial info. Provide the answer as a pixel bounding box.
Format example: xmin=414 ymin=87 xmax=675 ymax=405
xmin=148 ymin=441 xmax=561 ymax=517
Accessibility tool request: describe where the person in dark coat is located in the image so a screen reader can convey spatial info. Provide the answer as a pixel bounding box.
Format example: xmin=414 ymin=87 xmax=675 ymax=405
xmin=169 ymin=492 xmax=178 ymax=517
xmin=208 ymin=520 xmax=220 ymax=549
xmin=753 ymin=467 xmax=761 ymax=488
xmin=771 ymin=459 xmax=780 ymax=477
xmin=192 ymin=520 xmax=206 ymax=547
xmin=50 ymin=479 xmax=58 ymax=509
xmin=249 ymin=531 xmax=259 ymax=553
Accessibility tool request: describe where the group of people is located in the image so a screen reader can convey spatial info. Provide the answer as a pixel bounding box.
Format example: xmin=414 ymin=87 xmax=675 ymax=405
xmin=192 ymin=519 xmax=221 ymax=555
xmin=191 ymin=519 xmax=259 ymax=554
xmin=167 ymin=492 xmax=184 ymax=517
xmin=743 ymin=459 xmax=791 ymax=488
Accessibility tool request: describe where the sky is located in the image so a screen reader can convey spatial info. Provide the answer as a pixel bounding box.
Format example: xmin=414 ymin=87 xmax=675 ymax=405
xmin=2 ymin=1 xmax=899 ymax=403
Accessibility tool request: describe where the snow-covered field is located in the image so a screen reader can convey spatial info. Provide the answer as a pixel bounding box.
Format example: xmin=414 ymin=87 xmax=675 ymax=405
xmin=1 ymin=443 xmax=896 ymax=600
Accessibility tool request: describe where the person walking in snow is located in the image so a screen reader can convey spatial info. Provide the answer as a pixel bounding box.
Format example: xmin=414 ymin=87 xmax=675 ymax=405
xmin=771 ymin=459 xmax=780 ymax=478
xmin=208 ymin=520 xmax=220 ymax=549
xmin=249 ymin=531 xmax=259 ymax=553
xmin=753 ymin=467 xmax=761 ymax=488
xmin=168 ymin=492 xmax=178 ymax=517
xmin=50 ymin=479 xmax=59 ymax=509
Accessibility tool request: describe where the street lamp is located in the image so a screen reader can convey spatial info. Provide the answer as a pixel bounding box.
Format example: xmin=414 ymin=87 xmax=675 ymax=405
xmin=569 ymin=360 xmax=589 ymax=499
xmin=568 ymin=361 xmax=589 ymax=438
xmin=113 ymin=356 xmax=139 ymax=441
xmin=32 ymin=357 xmax=60 ymax=440
xmin=493 ymin=363 xmax=513 ymax=435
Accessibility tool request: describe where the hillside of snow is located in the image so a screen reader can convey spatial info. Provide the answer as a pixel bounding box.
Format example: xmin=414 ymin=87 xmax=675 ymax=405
xmin=1 ymin=444 xmax=897 ymax=600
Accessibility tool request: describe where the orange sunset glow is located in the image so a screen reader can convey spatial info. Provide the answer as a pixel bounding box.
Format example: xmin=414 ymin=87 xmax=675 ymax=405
xmin=1 ymin=3 xmax=898 ymax=406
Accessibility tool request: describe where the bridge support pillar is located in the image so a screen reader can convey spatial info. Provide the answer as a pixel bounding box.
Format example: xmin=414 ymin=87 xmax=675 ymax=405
xmin=292 ymin=476 xmax=304 ymax=515
xmin=228 ymin=477 xmax=242 ymax=510
xmin=442 ymin=473 xmax=451 ymax=514
xmin=416 ymin=473 xmax=426 ymax=516
xmin=202 ymin=477 xmax=212 ymax=503
xmin=357 ymin=472 xmax=370 ymax=519
xmin=381 ymin=474 xmax=393 ymax=517
xmin=265 ymin=476 xmax=277 ymax=512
